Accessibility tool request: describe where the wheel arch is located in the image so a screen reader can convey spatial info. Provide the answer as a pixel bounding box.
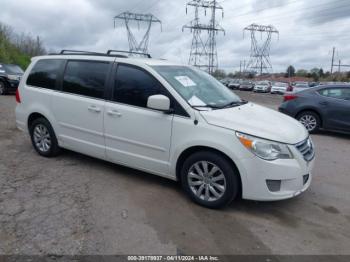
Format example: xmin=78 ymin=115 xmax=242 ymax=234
xmin=175 ymin=145 xmax=242 ymax=196
xmin=27 ymin=112 xmax=50 ymax=130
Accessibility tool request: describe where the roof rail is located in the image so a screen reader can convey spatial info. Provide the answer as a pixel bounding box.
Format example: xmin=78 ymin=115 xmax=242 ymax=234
xmin=107 ymin=50 xmax=152 ymax=58
xmin=48 ymin=49 xmax=151 ymax=59
xmin=59 ymin=50 xmax=105 ymax=55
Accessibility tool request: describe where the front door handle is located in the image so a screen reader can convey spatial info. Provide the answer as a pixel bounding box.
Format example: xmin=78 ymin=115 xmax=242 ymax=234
xmin=107 ymin=109 xmax=122 ymax=117
xmin=88 ymin=105 xmax=101 ymax=113
xmin=319 ymin=101 xmax=328 ymax=106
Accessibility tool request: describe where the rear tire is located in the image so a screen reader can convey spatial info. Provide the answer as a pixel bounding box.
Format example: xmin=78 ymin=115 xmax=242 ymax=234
xmin=0 ymin=81 xmax=5 ymax=95
xmin=181 ymin=151 xmax=239 ymax=209
xmin=29 ymin=117 xmax=61 ymax=157
xmin=297 ymin=111 xmax=321 ymax=133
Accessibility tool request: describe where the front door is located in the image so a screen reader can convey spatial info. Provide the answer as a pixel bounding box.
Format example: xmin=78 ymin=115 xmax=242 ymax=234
xmin=104 ymin=63 xmax=174 ymax=175
xmin=319 ymin=87 xmax=350 ymax=131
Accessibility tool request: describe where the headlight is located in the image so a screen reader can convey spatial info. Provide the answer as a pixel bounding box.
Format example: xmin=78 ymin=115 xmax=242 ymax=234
xmin=7 ymin=74 xmax=20 ymax=81
xmin=236 ymin=132 xmax=293 ymax=160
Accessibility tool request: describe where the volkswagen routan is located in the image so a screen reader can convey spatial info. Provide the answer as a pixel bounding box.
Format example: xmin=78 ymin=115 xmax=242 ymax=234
xmin=15 ymin=50 xmax=315 ymax=208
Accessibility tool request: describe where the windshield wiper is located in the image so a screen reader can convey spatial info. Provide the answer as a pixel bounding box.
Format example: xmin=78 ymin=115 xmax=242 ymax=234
xmin=192 ymin=104 xmax=221 ymax=109
xmin=220 ymin=100 xmax=248 ymax=109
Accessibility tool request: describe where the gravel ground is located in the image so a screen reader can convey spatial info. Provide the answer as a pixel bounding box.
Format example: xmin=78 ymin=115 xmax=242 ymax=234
xmin=0 ymin=92 xmax=350 ymax=256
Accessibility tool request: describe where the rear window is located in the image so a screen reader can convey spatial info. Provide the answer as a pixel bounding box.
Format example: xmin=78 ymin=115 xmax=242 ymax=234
xmin=62 ymin=60 xmax=109 ymax=99
xmin=27 ymin=59 xmax=64 ymax=89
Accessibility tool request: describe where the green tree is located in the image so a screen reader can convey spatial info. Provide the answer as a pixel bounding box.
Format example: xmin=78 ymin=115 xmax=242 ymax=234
xmin=285 ymin=65 xmax=295 ymax=77
xmin=227 ymin=72 xmax=235 ymax=78
xmin=212 ymin=69 xmax=226 ymax=79
xmin=310 ymin=68 xmax=320 ymax=81
xmin=296 ymin=69 xmax=308 ymax=77
xmin=0 ymin=21 xmax=46 ymax=69
xmin=319 ymin=68 xmax=324 ymax=78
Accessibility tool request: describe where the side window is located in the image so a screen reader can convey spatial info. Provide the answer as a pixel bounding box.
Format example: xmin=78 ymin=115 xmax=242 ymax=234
xmin=62 ymin=61 xmax=109 ymax=99
xmin=27 ymin=59 xmax=64 ymax=89
xmin=113 ymin=64 xmax=167 ymax=108
xmin=319 ymin=88 xmax=350 ymax=100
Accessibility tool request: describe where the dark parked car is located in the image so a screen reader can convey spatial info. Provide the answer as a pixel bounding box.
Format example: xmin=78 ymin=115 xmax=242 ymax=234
xmin=239 ymin=80 xmax=254 ymax=91
xmin=279 ymin=85 xmax=350 ymax=133
xmin=0 ymin=63 xmax=24 ymax=95
xmin=227 ymin=79 xmax=241 ymax=89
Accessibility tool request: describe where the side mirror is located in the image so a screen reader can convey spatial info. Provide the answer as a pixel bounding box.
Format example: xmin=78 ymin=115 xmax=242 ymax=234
xmin=147 ymin=95 xmax=171 ymax=112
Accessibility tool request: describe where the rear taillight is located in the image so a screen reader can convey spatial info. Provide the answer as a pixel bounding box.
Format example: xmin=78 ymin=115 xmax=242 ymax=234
xmin=286 ymin=85 xmax=293 ymax=92
xmin=15 ymin=88 xmax=21 ymax=103
xmin=283 ymin=94 xmax=298 ymax=102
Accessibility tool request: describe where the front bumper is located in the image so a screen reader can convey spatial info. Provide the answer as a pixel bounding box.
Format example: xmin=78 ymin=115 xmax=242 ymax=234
xmin=6 ymin=79 xmax=20 ymax=91
xmin=239 ymin=144 xmax=315 ymax=201
xmin=254 ymin=87 xmax=269 ymax=92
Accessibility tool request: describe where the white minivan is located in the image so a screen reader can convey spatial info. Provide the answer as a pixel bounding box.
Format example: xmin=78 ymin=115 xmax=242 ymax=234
xmin=15 ymin=50 xmax=315 ymax=208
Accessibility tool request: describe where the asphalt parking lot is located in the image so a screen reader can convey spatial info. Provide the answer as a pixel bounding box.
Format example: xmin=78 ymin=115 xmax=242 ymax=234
xmin=0 ymin=91 xmax=350 ymax=256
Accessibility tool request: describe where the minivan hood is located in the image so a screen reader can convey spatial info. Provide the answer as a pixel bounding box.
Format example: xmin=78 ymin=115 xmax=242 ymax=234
xmin=200 ymin=103 xmax=308 ymax=144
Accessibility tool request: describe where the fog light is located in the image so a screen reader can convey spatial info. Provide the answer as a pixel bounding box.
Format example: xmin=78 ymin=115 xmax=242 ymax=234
xmin=303 ymin=174 xmax=309 ymax=185
xmin=266 ymin=180 xmax=281 ymax=192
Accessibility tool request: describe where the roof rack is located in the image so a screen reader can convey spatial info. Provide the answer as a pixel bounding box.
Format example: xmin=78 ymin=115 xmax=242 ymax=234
xmin=59 ymin=50 xmax=105 ymax=55
xmin=48 ymin=49 xmax=151 ymax=59
xmin=107 ymin=50 xmax=151 ymax=58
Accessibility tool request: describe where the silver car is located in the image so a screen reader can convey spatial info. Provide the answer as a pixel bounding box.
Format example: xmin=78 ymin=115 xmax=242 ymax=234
xmin=271 ymin=82 xmax=289 ymax=94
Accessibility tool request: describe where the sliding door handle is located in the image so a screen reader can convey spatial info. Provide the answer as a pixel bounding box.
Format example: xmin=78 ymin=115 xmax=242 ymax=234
xmin=107 ymin=110 xmax=122 ymax=117
xmin=88 ymin=105 xmax=101 ymax=113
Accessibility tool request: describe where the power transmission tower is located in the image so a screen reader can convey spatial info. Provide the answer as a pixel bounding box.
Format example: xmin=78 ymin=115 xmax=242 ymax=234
xmin=243 ymin=24 xmax=279 ymax=75
xmin=330 ymin=47 xmax=335 ymax=74
xmin=114 ymin=11 xmax=161 ymax=54
xmin=183 ymin=0 xmax=224 ymax=74
xmin=330 ymin=47 xmax=350 ymax=73
xmin=182 ymin=1 xmax=207 ymax=70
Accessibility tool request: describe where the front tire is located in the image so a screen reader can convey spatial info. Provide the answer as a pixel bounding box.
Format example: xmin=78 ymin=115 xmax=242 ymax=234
xmin=181 ymin=151 xmax=239 ymax=209
xmin=29 ymin=117 xmax=61 ymax=157
xmin=297 ymin=111 xmax=321 ymax=133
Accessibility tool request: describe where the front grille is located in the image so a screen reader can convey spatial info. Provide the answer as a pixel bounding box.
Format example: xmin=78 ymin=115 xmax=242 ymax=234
xmin=295 ymin=138 xmax=315 ymax=162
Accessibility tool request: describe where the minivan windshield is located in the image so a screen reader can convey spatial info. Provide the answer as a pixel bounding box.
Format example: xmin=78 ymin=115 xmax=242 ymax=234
xmin=152 ymin=65 xmax=243 ymax=109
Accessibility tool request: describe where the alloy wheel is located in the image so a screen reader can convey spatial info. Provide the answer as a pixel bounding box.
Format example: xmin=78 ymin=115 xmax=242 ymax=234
xmin=299 ymin=115 xmax=317 ymax=131
xmin=187 ymin=161 xmax=226 ymax=202
xmin=33 ymin=124 xmax=52 ymax=153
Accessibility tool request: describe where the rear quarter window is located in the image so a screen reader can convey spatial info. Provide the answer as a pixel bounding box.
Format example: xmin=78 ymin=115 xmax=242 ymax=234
xmin=27 ymin=59 xmax=64 ymax=89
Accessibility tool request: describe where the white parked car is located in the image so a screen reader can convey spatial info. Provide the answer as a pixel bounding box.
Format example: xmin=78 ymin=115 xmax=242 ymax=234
xmin=270 ymin=82 xmax=289 ymax=94
xmin=290 ymin=82 xmax=310 ymax=93
xmin=15 ymin=50 xmax=315 ymax=208
xmin=253 ymin=81 xmax=271 ymax=93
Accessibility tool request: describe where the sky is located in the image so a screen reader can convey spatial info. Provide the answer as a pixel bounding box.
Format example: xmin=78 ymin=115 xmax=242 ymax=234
xmin=1 ymin=0 xmax=350 ymax=73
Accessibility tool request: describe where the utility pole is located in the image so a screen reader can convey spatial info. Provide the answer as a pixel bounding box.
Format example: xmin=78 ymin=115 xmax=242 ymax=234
xmin=338 ymin=60 xmax=341 ymax=73
xmin=330 ymin=47 xmax=335 ymax=74
xmin=114 ymin=12 xmax=161 ymax=54
xmin=243 ymin=24 xmax=279 ymax=75
xmin=183 ymin=0 xmax=224 ymax=74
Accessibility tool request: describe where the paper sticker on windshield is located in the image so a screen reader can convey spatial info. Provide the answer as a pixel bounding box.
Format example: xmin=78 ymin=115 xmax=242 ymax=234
xmin=188 ymin=95 xmax=206 ymax=106
xmin=174 ymin=76 xmax=196 ymax=87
